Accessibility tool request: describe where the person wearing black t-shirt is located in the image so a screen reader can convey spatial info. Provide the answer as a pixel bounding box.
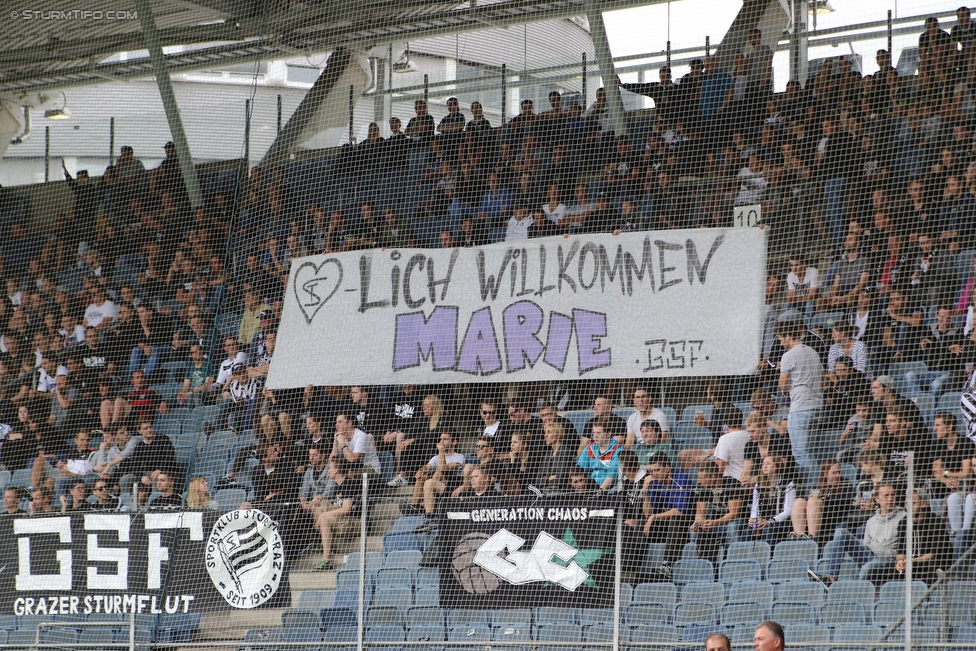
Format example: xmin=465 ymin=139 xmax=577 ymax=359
xmin=692 ymin=459 xmax=746 ymax=566
xmin=896 ymin=488 xmax=951 ymax=586
xmin=147 ymin=472 xmax=184 ymax=510
xmin=404 ymin=100 xmax=435 ymax=143
xmin=868 ymin=403 xmax=933 ymax=475
xmin=3 ymin=487 xmax=27 ymax=516
xmin=932 ymin=412 xmax=976 ymax=534
xmin=495 ymin=398 xmax=543 ymax=456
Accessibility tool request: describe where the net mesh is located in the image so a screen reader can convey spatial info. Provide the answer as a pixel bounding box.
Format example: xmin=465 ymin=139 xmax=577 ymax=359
xmin=0 ymin=0 xmax=974 ymax=649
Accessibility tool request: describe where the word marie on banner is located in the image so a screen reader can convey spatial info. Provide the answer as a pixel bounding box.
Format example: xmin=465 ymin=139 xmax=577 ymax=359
xmin=268 ymin=228 xmax=767 ymax=387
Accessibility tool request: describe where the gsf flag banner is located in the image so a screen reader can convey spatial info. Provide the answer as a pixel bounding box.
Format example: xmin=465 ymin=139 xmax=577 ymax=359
xmin=0 ymin=510 xmax=290 ymax=615
xmin=268 ymin=228 xmax=766 ymax=388
xmin=428 ymin=494 xmax=618 ymax=609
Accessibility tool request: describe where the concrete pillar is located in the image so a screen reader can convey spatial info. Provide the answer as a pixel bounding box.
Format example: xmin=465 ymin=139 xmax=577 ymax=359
xmin=584 ymin=0 xmax=627 ymax=136
xmin=133 ymin=0 xmax=202 ymax=207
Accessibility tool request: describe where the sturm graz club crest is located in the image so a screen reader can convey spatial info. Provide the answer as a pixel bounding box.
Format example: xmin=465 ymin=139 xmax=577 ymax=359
xmin=206 ymin=510 xmax=284 ymax=609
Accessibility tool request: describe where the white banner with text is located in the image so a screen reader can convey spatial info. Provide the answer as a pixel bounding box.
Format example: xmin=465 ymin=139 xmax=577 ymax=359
xmin=267 ymin=228 xmax=767 ymax=387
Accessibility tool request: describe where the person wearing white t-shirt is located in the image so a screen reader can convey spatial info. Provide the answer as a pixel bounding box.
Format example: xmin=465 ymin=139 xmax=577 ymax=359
xmin=411 ymin=431 xmax=465 ymax=515
xmin=83 ymin=287 xmax=118 ymax=330
xmin=505 ymin=205 xmax=531 ymax=241
xmin=714 ymin=419 xmax=751 ymax=481
xmin=625 ymin=387 xmax=670 ymax=451
xmin=333 ymin=411 xmax=381 ymax=474
xmin=785 ymin=253 xmax=821 ymax=320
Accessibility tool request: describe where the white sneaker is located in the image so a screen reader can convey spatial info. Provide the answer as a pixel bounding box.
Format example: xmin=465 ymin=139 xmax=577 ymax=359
xmin=387 ymin=474 xmax=408 ymax=487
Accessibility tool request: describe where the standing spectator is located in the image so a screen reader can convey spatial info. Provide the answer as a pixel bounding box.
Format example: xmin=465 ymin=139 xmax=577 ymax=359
xmin=537 ymin=422 xmax=577 ymax=491
xmin=404 ymin=100 xmax=435 ymax=142
xmin=778 ymin=320 xmax=824 ymax=469
xmin=816 ymin=115 xmax=859 ymax=249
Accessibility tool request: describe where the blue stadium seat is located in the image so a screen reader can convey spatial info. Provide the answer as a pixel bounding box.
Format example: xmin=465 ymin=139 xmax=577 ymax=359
xmin=447 ymin=610 xmax=489 ymax=629
xmin=492 ymin=609 xmax=532 ymax=628
xmin=673 ymin=603 xmax=717 ymax=626
xmin=771 ymin=602 xmax=816 ymax=625
xmin=346 ymin=551 xmax=385 ymax=573
xmin=672 ymin=559 xmax=714 ymax=585
xmin=374 ymin=587 xmax=412 ymax=610
xmin=416 ymin=585 xmax=439 ymax=606
xmin=579 ymin=608 xmax=614 ymax=627
xmin=771 ymin=539 xmax=818 ymax=566
xmin=681 ymin=624 xmax=727 ymax=644
xmin=243 ymin=627 xmax=283 ymax=651
xmin=377 ymin=567 xmax=414 ymax=591
xmin=408 ymin=625 xmax=445 ymax=643
xmin=775 ymin=581 xmax=824 ymax=606
xmin=536 ymin=623 xmax=582 ymax=651
xmin=386 ymin=550 xmax=423 ymax=570
xmin=680 ymin=582 xmax=724 ymax=605
xmin=367 ymin=606 xmax=405 ymax=628
xmin=625 ymin=603 xmax=670 ymax=626
xmin=718 ymin=559 xmax=762 ymax=584
xmin=728 ymin=581 xmax=773 ymax=611
xmin=766 ymin=558 xmax=809 ymax=583
xmin=632 ymin=582 xmax=676 ymax=607
xmin=407 ymin=607 xmax=444 ymax=629
xmin=819 ymin=602 xmax=866 ymax=627
xmin=725 ymin=541 xmax=770 ymax=568
xmin=720 ymin=601 xmax=765 ymax=627
xmin=533 ymin=608 xmax=578 ymax=627
xmin=878 ymin=580 xmax=927 ymax=603
xmin=628 ymin=624 xmax=675 ymax=651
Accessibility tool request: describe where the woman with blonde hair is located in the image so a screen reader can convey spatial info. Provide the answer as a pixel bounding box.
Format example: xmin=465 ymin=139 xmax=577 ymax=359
xmin=749 ymin=455 xmax=795 ymax=544
xmin=186 ymin=476 xmax=217 ymax=510
xmin=388 ymin=394 xmax=444 ymax=488
xmin=536 ymin=422 xmax=576 ymax=491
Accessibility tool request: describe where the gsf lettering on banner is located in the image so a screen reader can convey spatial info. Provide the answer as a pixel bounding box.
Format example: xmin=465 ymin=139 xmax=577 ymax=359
xmin=269 ymin=228 xmax=766 ymax=387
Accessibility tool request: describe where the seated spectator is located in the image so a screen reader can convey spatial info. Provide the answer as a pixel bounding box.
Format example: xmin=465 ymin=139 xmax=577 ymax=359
xmin=824 ymin=232 xmax=870 ymax=311
xmin=740 ymin=412 xmax=798 ymax=489
xmin=785 ymin=252 xmax=820 ymax=319
xmin=90 ymin=478 xmax=121 ymax=511
xmin=864 ymin=403 xmax=930 ymax=473
xmin=299 ymin=443 xmax=331 ymax=511
xmin=93 ymin=426 xmax=140 ymax=481
xmin=117 ymin=420 xmax=177 ymax=504
xmin=617 ymin=450 xmax=649 ymax=573
xmin=625 ymin=386 xmax=670 ymax=450
xmin=695 ymin=380 xmax=743 ymax=444
xmin=378 ymin=208 xmax=416 ymax=249
xmin=823 ymin=356 xmax=870 ymax=429
xmin=309 ymin=458 xmax=365 ymax=571
xmin=128 ymin=305 xmax=170 ymax=379
xmin=386 ymin=394 xmax=441 ymax=488
xmin=28 ymin=485 xmax=54 ymax=516
xmin=643 ymin=452 xmax=693 ymax=572
xmin=30 ymin=428 xmax=93 ymax=495
xmin=748 ymin=455 xmax=795 ymax=544
xmin=176 ymin=344 xmax=212 ymax=407
xmin=906 ymin=305 xmax=966 ymax=396
xmin=583 ymin=395 xmax=627 ymax=450
xmin=931 ymin=413 xmax=976 ymax=536
xmin=498 ymin=431 xmax=538 ymax=491
xmin=678 ymin=412 xmax=749 ymax=477
xmin=453 ymin=434 xmax=498 ymax=498
xmin=455 ymin=465 xmax=495 ymax=499
xmin=2 ymin=487 xmax=26 ymax=516
xmin=896 ymin=487 xmax=951 ymax=585
xmin=568 ymin=466 xmax=598 ymax=492
xmin=836 ymin=395 xmax=875 ymax=464
xmin=505 ymin=204 xmax=531 ymax=242
xmin=148 ymin=471 xmax=184 ymax=509
xmin=826 ymin=322 xmax=868 ymax=379
xmin=790 ymin=460 xmax=855 ymax=545
xmin=410 ymin=431 xmax=464 ymax=516
xmin=101 ymin=370 xmax=168 ymax=430
xmin=331 ymin=410 xmax=381 ymax=475
xmin=83 ymin=286 xmax=117 ymax=331
xmin=536 ymin=422 xmax=576 ymax=491
xmin=59 ymin=481 xmax=90 ymax=512
xmin=578 ymin=422 xmax=622 ymax=490
xmin=692 ymin=459 xmax=746 ymax=565
xmin=815 ymin=483 xmax=906 ymax=585
xmin=185 ymin=476 xmax=216 ymax=510
xmin=636 ymin=419 xmax=676 ymax=466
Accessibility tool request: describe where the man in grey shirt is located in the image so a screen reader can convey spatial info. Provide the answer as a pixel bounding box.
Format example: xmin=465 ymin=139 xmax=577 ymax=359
xmin=95 ymin=427 xmax=142 ymax=479
xmin=299 ymin=443 xmax=332 ymax=511
xmin=777 ymin=320 xmax=824 ymax=469
xmin=746 ymin=28 xmax=773 ymax=95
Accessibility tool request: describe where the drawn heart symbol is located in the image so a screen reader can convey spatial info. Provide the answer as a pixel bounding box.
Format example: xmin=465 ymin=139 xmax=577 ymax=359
xmin=293 ymin=258 xmax=343 ymax=324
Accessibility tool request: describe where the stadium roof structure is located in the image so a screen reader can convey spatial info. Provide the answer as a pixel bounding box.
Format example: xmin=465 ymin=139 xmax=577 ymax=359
xmin=0 ymin=0 xmax=679 ymax=96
